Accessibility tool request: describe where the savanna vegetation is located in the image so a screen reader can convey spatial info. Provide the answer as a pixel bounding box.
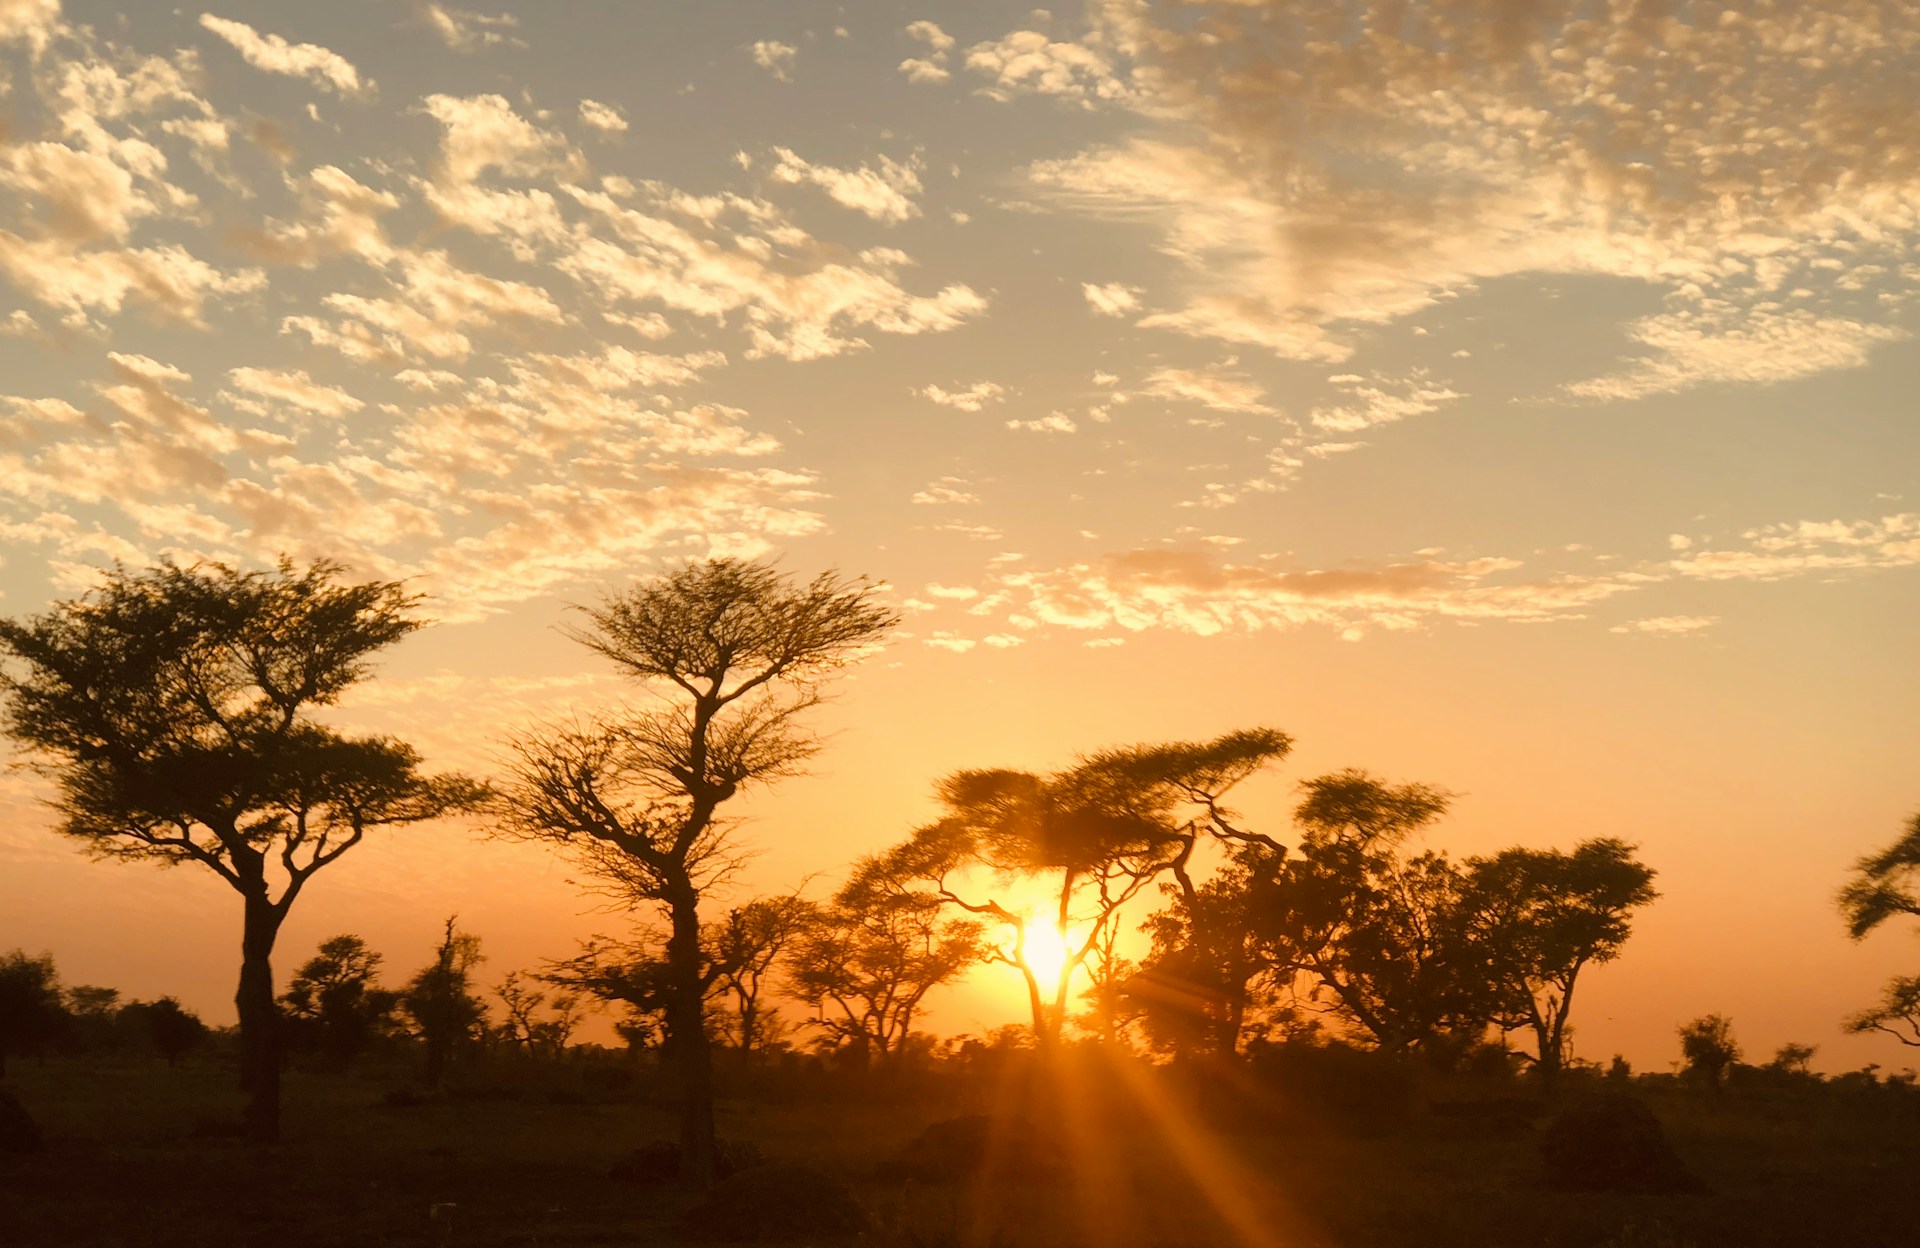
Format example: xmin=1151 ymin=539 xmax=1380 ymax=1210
xmin=1 ymin=556 xmax=1915 ymax=1248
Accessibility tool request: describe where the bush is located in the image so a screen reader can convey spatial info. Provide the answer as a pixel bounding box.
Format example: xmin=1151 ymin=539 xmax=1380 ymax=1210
xmin=875 ymin=1115 xmax=1062 ymax=1184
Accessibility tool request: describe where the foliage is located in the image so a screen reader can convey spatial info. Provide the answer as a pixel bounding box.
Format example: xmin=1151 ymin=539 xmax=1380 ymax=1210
xmin=0 ymin=950 xmax=65 ymax=1077
xmin=1839 ymin=810 xmax=1920 ymax=1046
xmin=0 ymin=557 xmax=485 ymax=1141
xmin=280 ymin=935 xmax=401 ymax=1067
xmin=1460 ymin=838 xmax=1658 ymax=1075
xmin=498 ymin=557 xmax=896 ymax=1186
xmin=789 ymin=861 xmax=984 ymax=1060
xmin=401 ymin=918 xmax=489 ymax=1086
xmin=118 ymin=997 xmax=210 ymax=1067
xmin=1676 ymin=1014 xmax=1740 ymax=1090
xmin=492 ymin=970 xmax=586 ymax=1056
xmin=877 ymin=728 xmax=1290 ymax=1043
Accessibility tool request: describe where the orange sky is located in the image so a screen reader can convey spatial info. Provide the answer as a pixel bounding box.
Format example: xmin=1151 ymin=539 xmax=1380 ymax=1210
xmin=1 ymin=0 xmax=1917 ymax=1074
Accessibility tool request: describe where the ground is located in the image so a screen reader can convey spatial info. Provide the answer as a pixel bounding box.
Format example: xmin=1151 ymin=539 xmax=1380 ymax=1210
xmin=2 ymin=1054 xmax=1916 ymax=1247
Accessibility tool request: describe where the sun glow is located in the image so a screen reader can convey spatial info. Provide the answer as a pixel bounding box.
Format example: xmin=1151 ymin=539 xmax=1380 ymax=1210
xmin=1021 ymin=918 xmax=1071 ymax=987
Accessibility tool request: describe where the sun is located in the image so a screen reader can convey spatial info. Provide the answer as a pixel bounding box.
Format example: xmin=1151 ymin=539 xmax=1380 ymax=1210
xmin=1021 ymin=919 xmax=1070 ymax=987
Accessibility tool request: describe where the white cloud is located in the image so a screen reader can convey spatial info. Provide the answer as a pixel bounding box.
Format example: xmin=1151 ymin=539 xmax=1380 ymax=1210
xmin=1006 ymin=412 xmax=1077 ymax=433
xmin=417 ymin=4 xmax=522 ymax=52
xmin=751 ymin=40 xmax=796 ymax=82
xmin=1611 ymin=616 xmax=1718 ymax=636
xmin=919 ymin=381 xmax=1006 ymax=412
xmin=199 ymin=15 xmax=370 ymax=98
xmin=1142 ymin=366 xmax=1274 ymax=415
xmin=578 ymin=100 xmax=628 ymax=136
xmin=1082 ymin=281 xmax=1141 ymax=316
xmin=765 ymin=147 xmax=923 ymax=224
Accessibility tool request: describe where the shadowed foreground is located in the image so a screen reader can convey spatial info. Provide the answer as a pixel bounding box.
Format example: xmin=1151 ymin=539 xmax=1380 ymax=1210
xmin=5 ymin=1048 xmax=1920 ymax=1248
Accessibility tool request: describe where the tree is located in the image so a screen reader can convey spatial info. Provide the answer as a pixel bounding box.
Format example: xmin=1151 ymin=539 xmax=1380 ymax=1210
xmin=493 ymin=971 xmax=585 ymax=1057
xmin=0 ymin=950 xmax=64 ymax=1078
xmin=0 ymin=559 xmax=486 ymax=1141
xmin=789 ymin=861 xmax=983 ymax=1062
xmin=121 ymin=997 xmax=209 ymax=1067
xmin=1840 ymin=811 xmax=1920 ymax=1045
xmin=401 ymin=918 xmax=489 ymax=1086
xmin=879 ymin=729 xmax=1289 ymax=1045
xmin=498 ymin=557 xmax=897 ymax=1187
xmin=708 ymin=894 xmax=817 ymax=1057
xmin=1459 ymin=838 xmax=1658 ymax=1079
xmin=1677 ymin=1014 xmax=1739 ymax=1091
xmin=280 ymin=935 xmax=401 ymax=1068
xmin=1258 ymin=771 xmax=1486 ymax=1059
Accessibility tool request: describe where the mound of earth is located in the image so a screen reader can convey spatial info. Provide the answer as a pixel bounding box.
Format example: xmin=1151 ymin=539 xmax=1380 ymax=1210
xmin=680 ymin=1163 xmax=868 ymax=1242
xmin=876 ymin=1114 xmax=1063 ymax=1183
xmin=1539 ymin=1093 xmax=1700 ymax=1192
xmin=0 ymin=1089 xmax=43 ymax=1152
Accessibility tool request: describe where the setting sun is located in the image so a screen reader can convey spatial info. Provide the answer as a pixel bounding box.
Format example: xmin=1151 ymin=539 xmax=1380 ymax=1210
xmin=1020 ymin=920 xmax=1072 ymax=990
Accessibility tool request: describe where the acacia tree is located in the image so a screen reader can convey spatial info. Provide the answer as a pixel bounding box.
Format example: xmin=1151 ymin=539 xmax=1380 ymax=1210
xmin=1248 ymin=771 xmax=1488 ymax=1059
xmin=879 ymin=729 xmax=1290 ymax=1045
xmin=789 ymin=859 xmax=984 ymax=1061
xmin=708 ymin=894 xmax=817 ymax=1057
xmin=500 ymin=558 xmax=896 ymax=1187
xmin=0 ymin=559 xmax=485 ymax=1141
xmin=280 ymin=934 xmax=401 ymax=1068
xmin=1678 ymin=1014 xmax=1740 ymax=1091
xmin=1840 ymin=811 xmax=1920 ymax=1045
xmin=1459 ymin=838 xmax=1658 ymax=1079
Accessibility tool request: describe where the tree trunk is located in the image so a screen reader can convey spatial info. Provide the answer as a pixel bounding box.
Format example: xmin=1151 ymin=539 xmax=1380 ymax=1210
xmin=236 ymin=893 xmax=283 ymax=1144
xmin=665 ymin=881 xmax=718 ymax=1189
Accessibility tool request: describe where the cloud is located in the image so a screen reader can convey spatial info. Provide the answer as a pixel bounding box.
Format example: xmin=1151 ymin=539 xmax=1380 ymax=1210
xmin=1566 ymin=307 xmax=1910 ymax=402
xmin=416 ymin=4 xmax=522 ymax=52
xmin=221 ymin=367 xmax=363 ymax=419
xmin=912 ymin=478 xmax=980 ymax=506
xmin=1611 ymin=615 xmax=1718 ymax=636
xmin=765 ymin=147 xmax=923 ymax=224
xmin=751 ymin=40 xmax=796 ymax=82
xmin=0 ymin=0 xmax=61 ymax=51
xmin=578 ymin=100 xmax=628 ymax=135
xmin=199 ymin=14 xmax=370 ymax=98
xmin=901 ymin=20 xmax=956 ymax=82
xmin=998 ymin=1 xmax=1920 ymax=382
xmin=991 ymin=548 xmax=1625 ymax=642
xmin=1081 ymin=281 xmax=1140 ymax=316
xmin=1310 ymin=372 xmax=1460 ymax=433
xmin=964 ymin=30 xmax=1130 ymax=104
xmin=1669 ymin=514 xmax=1920 ymax=582
xmin=1142 ymin=365 xmax=1275 ymax=415
xmin=918 ymin=381 xmax=1006 ymax=412
xmin=1006 ymin=412 xmax=1077 ymax=433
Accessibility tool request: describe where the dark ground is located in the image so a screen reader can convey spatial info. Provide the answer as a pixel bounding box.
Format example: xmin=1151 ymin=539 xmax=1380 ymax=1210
xmin=2 ymin=1053 xmax=1916 ymax=1247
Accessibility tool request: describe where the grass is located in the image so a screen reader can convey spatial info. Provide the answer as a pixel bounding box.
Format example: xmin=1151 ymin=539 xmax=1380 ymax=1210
xmin=3 ymin=1054 xmax=1918 ymax=1247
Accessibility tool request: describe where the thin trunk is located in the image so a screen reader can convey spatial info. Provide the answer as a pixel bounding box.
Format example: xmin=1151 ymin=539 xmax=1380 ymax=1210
xmin=236 ymin=891 xmax=283 ymax=1144
xmin=666 ymin=880 xmax=717 ymax=1189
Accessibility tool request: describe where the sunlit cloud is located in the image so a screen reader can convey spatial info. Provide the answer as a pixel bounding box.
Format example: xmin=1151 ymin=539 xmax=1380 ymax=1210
xmin=199 ymin=14 xmax=371 ymax=98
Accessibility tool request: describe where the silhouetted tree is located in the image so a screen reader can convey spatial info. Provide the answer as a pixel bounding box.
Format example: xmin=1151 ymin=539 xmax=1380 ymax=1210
xmin=1134 ymin=844 xmax=1284 ymax=1056
xmin=500 ymin=558 xmax=896 ymax=1186
xmin=789 ymin=861 xmax=983 ymax=1061
xmin=493 ymin=971 xmax=585 ymax=1056
xmin=1460 ymin=838 xmax=1658 ymax=1079
xmin=402 ymin=918 xmax=489 ymax=1086
xmin=880 ymin=729 xmax=1289 ymax=1045
xmin=1840 ymin=810 xmax=1920 ymax=1045
xmin=1677 ymin=1014 xmax=1739 ymax=1091
xmin=1843 ymin=976 xmax=1920 ymax=1047
xmin=280 ymin=935 xmax=401 ymax=1067
xmin=64 ymin=985 xmax=123 ymax=1053
xmin=0 ymin=559 xmax=487 ymax=1141
xmin=1262 ymin=772 xmax=1488 ymax=1060
xmin=708 ymin=894 xmax=817 ymax=1057
xmin=121 ymin=997 xmax=209 ymax=1066
xmin=0 ymin=951 xmax=64 ymax=1078
xmin=1768 ymin=1042 xmax=1818 ymax=1075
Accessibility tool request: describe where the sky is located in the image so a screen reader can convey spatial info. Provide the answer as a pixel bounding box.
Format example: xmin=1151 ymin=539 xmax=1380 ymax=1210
xmin=0 ymin=0 xmax=1917 ymax=1073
